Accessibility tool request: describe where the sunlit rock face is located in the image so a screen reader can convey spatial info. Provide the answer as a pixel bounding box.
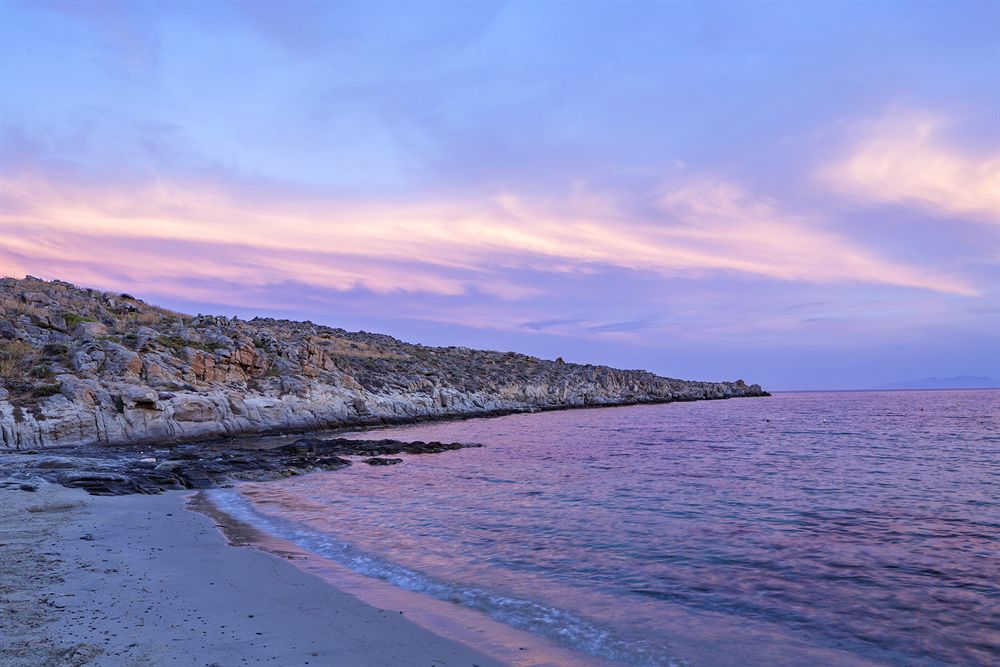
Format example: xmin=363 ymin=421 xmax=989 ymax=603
xmin=0 ymin=277 xmax=767 ymax=449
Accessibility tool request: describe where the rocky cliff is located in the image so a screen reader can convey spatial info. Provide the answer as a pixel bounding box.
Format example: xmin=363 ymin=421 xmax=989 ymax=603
xmin=0 ymin=277 xmax=767 ymax=449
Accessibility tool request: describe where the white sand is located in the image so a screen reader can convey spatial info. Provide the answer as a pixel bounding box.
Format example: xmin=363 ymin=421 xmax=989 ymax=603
xmin=0 ymin=482 xmax=503 ymax=667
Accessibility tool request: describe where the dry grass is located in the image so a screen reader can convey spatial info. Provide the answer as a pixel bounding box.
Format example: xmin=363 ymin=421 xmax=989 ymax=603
xmin=117 ymin=304 xmax=189 ymax=328
xmin=319 ymin=336 xmax=405 ymax=360
xmin=0 ymin=297 xmax=44 ymax=320
xmin=138 ymin=302 xmax=189 ymax=319
xmin=153 ymin=306 xmax=190 ymax=319
xmin=0 ymin=340 xmax=35 ymax=378
xmin=122 ymin=310 xmax=165 ymax=325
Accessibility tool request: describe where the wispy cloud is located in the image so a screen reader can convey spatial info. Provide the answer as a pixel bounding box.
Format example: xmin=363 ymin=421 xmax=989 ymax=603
xmin=656 ymin=179 xmax=978 ymax=295
xmin=1 ymin=169 xmax=976 ymax=306
xmin=819 ymin=109 xmax=998 ymax=223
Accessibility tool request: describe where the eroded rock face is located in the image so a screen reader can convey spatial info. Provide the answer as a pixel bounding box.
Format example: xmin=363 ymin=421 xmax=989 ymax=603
xmin=0 ymin=277 xmax=768 ymax=449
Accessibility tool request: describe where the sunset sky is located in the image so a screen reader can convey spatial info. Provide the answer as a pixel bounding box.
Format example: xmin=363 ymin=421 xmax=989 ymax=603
xmin=1 ymin=1 xmax=997 ymax=390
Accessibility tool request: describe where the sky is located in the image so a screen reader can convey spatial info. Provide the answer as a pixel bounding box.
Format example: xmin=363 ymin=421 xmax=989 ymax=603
xmin=1 ymin=1 xmax=997 ymax=390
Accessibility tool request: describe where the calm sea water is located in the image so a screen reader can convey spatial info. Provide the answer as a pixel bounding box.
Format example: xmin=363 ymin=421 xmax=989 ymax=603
xmin=212 ymin=391 xmax=999 ymax=666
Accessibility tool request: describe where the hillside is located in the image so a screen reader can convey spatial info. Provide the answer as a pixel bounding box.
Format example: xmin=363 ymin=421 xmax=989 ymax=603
xmin=0 ymin=277 xmax=767 ymax=449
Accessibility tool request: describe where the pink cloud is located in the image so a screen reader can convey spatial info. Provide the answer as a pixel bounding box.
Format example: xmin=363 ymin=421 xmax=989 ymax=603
xmin=655 ymin=179 xmax=978 ymax=295
xmin=1 ymin=164 xmax=978 ymax=313
xmin=818 ymin=109 xmax=998 ymax=224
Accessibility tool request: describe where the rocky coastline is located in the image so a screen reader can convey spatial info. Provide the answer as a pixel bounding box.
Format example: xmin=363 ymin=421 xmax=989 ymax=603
xmin=0 ymin=276 xmax=768 ymax=452
xmin=0 ymin=277 xmax=770 ymax=665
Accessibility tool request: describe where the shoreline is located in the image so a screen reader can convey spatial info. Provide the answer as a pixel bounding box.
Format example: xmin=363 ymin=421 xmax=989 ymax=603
xmin=0 ymin=482 xmax=508 ymax=667
xmin=182 ymin=392 xmax=771 ymax=456
xmin=195 ymin=488 xmax=612 ymax=667
xmin=0 ymin=402 xmax=738 ymax=665
xmin=5 ymin=391 xmax=770 ymax=453
xmin=0 ymin=398 xmax=766 ymax=497
xmin=199 ymin=391 xmax=771 ymax=446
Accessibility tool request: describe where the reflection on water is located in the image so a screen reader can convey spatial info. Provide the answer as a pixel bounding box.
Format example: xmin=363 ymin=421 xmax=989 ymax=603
xmin=223 ymin=391 xmax=1000 ymax=666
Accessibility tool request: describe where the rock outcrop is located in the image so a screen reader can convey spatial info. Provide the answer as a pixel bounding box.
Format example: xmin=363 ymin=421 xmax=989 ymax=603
xmin=0 ymin=276 xmax=767 ymax=449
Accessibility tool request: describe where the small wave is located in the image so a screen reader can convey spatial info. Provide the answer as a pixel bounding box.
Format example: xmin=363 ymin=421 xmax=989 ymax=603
xmin=209 ymin=489 xmax=680 ymax=667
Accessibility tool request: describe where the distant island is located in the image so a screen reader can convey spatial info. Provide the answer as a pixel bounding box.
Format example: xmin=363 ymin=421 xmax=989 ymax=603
xmin=0 ymin=277 xmax=767 ymax=450
xmin=877 ymin=376 xmax=1000 ymax=390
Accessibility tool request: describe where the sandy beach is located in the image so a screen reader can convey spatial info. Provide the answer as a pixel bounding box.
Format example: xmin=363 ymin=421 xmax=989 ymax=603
xmin=0 ymin=482 xmax=503 ymax=667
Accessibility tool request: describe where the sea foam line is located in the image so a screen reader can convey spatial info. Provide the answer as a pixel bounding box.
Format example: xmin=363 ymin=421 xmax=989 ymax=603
xmin=208 ymin=488 xmax=680 ymax=667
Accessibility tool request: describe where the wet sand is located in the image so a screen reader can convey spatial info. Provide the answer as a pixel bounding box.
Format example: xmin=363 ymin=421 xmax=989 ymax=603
xmin=0 ymin=481 xmax=502 ymax=667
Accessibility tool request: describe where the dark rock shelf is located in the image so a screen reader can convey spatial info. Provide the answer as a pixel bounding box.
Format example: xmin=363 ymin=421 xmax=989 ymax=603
xmin=0 ymin=437 xmax=477 ymax=495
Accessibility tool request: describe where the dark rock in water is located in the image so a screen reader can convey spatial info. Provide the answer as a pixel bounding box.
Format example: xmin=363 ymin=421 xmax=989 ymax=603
xmin=281 ymin=437 xmax=471 ymax=457
xmin=58 ymin=471 xmax=159 ymax=496
xmin=18 ymin=483 xmax=37 ymax=492
xmin=364 ymin=457 xmax=403 ymax=466
xmin=4 ymin=436 xmax=475 ymax=495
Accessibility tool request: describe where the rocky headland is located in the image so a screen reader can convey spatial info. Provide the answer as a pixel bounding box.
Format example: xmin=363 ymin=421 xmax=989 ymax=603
xmin=0 ymin=276 xmax=767 ymax=451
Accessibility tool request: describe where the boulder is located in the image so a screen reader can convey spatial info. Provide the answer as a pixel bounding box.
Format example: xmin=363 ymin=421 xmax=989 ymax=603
xmin=73 ymin=321 xmax=107 ymax=339
xmin=170 ymin=397 xmax=216 ymax=422
xmin=121 ymin=385 xmax=159 ymax=409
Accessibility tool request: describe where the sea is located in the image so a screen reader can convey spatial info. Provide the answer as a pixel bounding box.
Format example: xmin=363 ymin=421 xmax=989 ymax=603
xmin=210 ymin=390 xmax=999 ymax=666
